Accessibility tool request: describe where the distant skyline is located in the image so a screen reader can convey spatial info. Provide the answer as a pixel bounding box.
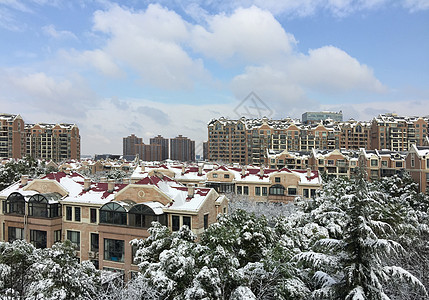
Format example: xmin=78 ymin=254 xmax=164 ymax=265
xmin=1 ymin=0 xmax=428 ymax=155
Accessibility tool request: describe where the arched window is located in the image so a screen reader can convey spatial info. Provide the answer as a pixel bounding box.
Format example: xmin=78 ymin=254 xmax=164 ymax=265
xmin=28 ymin=193 xmax=61 ymax=218
xmin=100 ymin=202 xmax=127 ymax=225
xmin=6 ymin=192 xmax=25 ymax=215
xmin=128 ymin=204 xmax=167 ymax=228
xmin=29 ymin=194 xmax=48 ymax=217
xmin=269 ymin=184 xmax=285 ymax=195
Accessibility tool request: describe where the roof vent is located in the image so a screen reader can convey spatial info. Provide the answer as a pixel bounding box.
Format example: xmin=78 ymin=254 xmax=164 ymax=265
xmin=187 ymin=183 xmax=195 ymax=200
xmin=20 ymin=175 xmax=28 ymax=186
xmin=84 ymin=178 xmax=91 ymax=191
xmin=108 ymin=179 xmax=115 ymax=193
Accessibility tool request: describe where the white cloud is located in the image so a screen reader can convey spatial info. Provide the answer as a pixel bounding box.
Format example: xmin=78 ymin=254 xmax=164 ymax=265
xmin=0 ymin=69 xmax=98 ymax=119
xmin=403 ymin=0 xmax=429 ymax=11
xmin=42 ymin=24 xmax=77 ymax=40
xmin=289 ymin=46 xmax=386 ymax=93
xmin=191 ymin=6 xmax=296 ymax=63
xmin=87 ymin=3 xmax=208 ymax=89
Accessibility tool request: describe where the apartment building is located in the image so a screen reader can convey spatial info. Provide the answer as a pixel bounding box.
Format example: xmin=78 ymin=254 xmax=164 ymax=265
xmin=149 ymin=135 xmax=169 ymax=160
xmin=123 ymin=134 xmax=142 ymax=157
xmin=25 ymin=123 xmax=80 ymax=162
xmin=405 ymin=145 xmax=429 ymax=193
xmin=208 ymin=114 xmax=429 ymax=166
xmin=0 ymin=171 xmax=227 ymax=277
xmin=135 ymin=143 xmax=162 ymax=162
xmin=370 ymin=114 xmax=428 ymax=151
xmin=0 ymin=114 xmax=80 ymax=162
xmin=0 ymin=114 xmax=26 ymax=159
xmin=170 ymin=135 xmax=195 ymax=162
xmin=208 ymin=117 xmax=341 ymax=165
xmin=129 ymin=163 xmax=322 ymax=204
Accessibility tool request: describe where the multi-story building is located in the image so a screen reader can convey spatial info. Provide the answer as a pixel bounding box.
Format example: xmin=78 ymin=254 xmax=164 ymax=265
xmin=302 ymin=111 xmax=343 ymax=124
xmin=123 ymin=134 xmax=143 ymax=157
xmin=0 ymin=171 xmax=228 ymax=277
xmin=339 ymin=120 xmax=371 ymax=150
xmin=150 ymin=135 xmax=169 ymax=160
xmin=208 ymin=117 xmax=341 ymax=165
xmin=370 ymin=114 xmax=428 ymax=151
xmin=135 ymin=143 xmax=162 ymax=162
xmin=130 ymin=163 xmax=322 ymax=203
xmin=170 ymin=135 xmax=195 ymax=162
xmin=25 ymin=123 xmax=80 ymax=162
xmin=405 ymin=144 xmax=429 ymax=193
xmin=0 ymin=113 xmax=26 ymax=159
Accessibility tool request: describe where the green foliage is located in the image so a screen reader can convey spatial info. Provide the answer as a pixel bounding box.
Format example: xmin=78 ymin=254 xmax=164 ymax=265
xmin=0 ymin=156 xmax=47 ymax=190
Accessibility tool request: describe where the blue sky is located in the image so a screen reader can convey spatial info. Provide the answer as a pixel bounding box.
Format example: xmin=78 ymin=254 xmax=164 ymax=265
xmin=0 ymin=0 xmax=428 ymax=155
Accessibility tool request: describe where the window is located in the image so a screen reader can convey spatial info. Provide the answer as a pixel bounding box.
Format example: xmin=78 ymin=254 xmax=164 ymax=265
xmin=91 ymin=233 xmax=99 ymax=252
xmin=427 ymin=160 xmax=429 ymax=169
xmin=66 ymin=206 xmax=72 ymax=221
xmin=287 ymin=187 xmax=297 ymax=195
xmin=318 ymin=159 xmax=324 ymax=165
xmin=6 ymin=192 xmax=25 ymax=215
xmin=371 ymin=159 xmax=378 ymax=167
xmin=75 ymin=207 xmax=81 ymax=222
xmin=131 ymin=245 xmax=138 ymax=265
xmin=426 ymin=173 xmax=429 ymax=183
xmin=411 ymin=154 xmax=415 ymax=167
xmin=172 ymin=215 xmax=180 ymax=231
xmin=396 ymin=161 xmax=403 ymax=168
xmin=104 ymin=239 xmax=124 ymax=262
xmin=90 ymin=208 xmax=97 ymax=223
xmin=8 ymin=227 xmax=24 ymax=242
xmin=67 ymin=230 xmax=80 ymax=249
xmin=381 ymin=161 xmax=387 ymax=167
xmin=204 ymin=214 xmax=209 ymax=230
xmin=327 ymin=160 xmax=334 ymax=165
xmin=243 ymin=186 xmax=249 ymax=195
xmin=237 ymin=186 xmax=242 ymax=194
xmin=54 ymin=230 xmax=62 ymax=243
xmin=100 ymin=202 xmax=127 ymax=225
xmin=213 ymin=173 xmax=218 ymax=178
xmin=269 ymin=184 xmax=285 ymax=195
xmin=30 ymin=230 xmax=47 ymax=249
xmin=262 ymin=187 xmax=267 ymax=196
xmin=303 ymin=189 xmax=309 ymax=198
xmin=183 ymin=216 xmax=191 ymax=228
xmin=224 ymin=174 xmax=230 ymax=179
xmin=275 ymin=177 xmax=281 ymax=183
xmin=255 ymin=187 xmax=261 ymax=196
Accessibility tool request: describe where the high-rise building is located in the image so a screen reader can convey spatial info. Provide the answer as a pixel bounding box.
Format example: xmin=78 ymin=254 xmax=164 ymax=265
xmin=302 ymin=111 xmax=343 ymax=124
xmin=123 ymin=134 xmax=143 ymax=157
xmin=150 ymin=135 xmax=169 ymax=160
xmin=0 ymin=114 xmax=26 ymax=159
xmin=25 ymin=123 xmax=80 ymax=162
xmin=135 ymin=143 xmax=162 ymax=161
xmin=170 ymin=135 xmax=195 ymax=162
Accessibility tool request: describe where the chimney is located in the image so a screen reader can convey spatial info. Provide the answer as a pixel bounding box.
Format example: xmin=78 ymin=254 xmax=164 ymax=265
xmin=307 ymin=168 xmax=311 ymax=178
xmin=21 ymin=175 xmax=28 ymax=186
xmin=182 ymin=165 xmax=185 ymax=175
xmin=260 ymin=166 xmax=264 ymax=177
xmin=100 ymin=177 xmax=107 ymax=183
xmin=241 ymin=166 xmax=246 ymax=177
xmin=141 ymin=163 xmax=145 ymax=172
xmin=187 ymin=183 xmax=195 ymax=199
xmin=84 ymin=178 xmax=91 ymax=191
xmin=108 ymin=179 xmax=115 ymax=192
xmin=198 ymin=164 xmax=203 ymax=176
